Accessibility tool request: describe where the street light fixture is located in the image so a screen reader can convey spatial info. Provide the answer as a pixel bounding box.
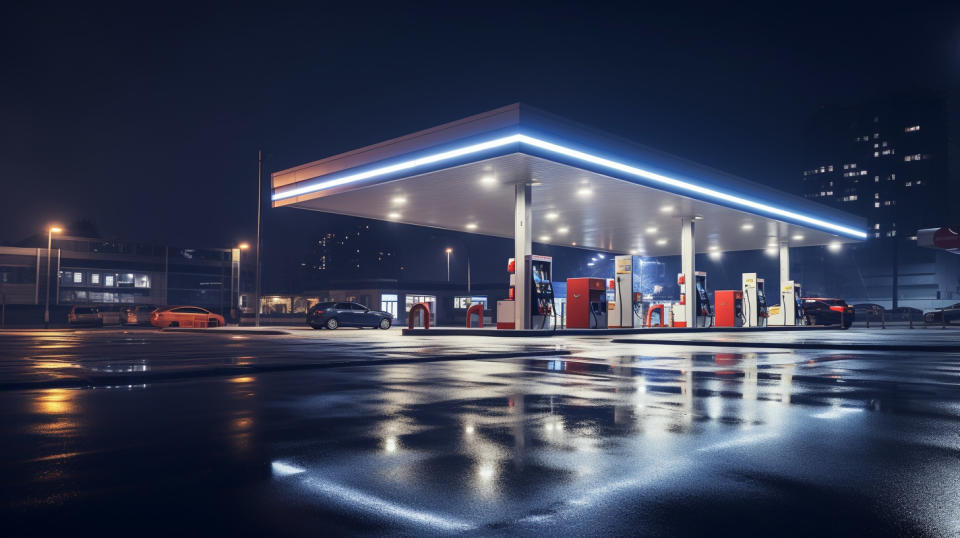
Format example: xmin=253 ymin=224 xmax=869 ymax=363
xmin=445 ymin=247 xmax=453 ymax=281
xmin=44 ymin=226 xmax=62 ymax=327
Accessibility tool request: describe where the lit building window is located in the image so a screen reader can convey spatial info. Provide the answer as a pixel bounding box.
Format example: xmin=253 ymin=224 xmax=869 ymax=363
xmin=874 ymin=151 xmax=879 ymax=157
xmin=874 ymin=193 xmax=880 ymax=199
xmin=874 ymin=202 xmax=880 ymax=208
xmin=73 ymin=272 xmax=82 ymax=284
xmin=905 ymin=125 xmax=920 ymax=132
xmin=874 ymin=223 xmax=880 ymax=230
xmin=91 ymin=273 xmax=100 ymax=285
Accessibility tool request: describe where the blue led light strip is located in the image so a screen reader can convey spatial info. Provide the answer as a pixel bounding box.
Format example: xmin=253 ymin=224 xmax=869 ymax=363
xmin=273 ymin=133 xmax=866 ymax=239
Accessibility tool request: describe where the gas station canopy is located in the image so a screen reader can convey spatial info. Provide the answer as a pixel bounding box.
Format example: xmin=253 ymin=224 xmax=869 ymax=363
xmin=272 ymin=104 xmax=866 ymax=255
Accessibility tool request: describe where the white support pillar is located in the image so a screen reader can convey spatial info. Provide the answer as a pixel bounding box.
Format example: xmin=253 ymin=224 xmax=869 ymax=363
xmin=681 ymin=217 xmax=695 ymax=327
xmin=514 ymin=183 xmax=532 ymax=330
xmin=780 ymin=240 xmax=792 ymax=325
xmin=779 ymin=240 xmax=790 ymax=295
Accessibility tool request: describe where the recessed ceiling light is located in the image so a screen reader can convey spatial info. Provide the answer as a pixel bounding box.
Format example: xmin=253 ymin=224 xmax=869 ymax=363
xmin=660 ymin=205 xmax=674 ymax=213
xmin=557 ymin=227 xmax=569 ymax=234
xmin=656 ymin=238 xmax=668 ymax=245
xmin=709 ymin=251 xmax=722 ymax=260
xmin=708 ymin=245 xmax=719 ymax=251
xmin=577 ymin=187 xmax=593 ymax=197
xmin=587 ymin=262 xmax=595 ymax=266
xmin=693 ymin=215 xmax=704 ymax=221
xmin=645 ymin=226 xmax=658 ymax=234
xmin=572 ymin=242 xmax=577 ymax=246
xmin=465 ymin=223 xmax=478 ymax=230
xmin=590 ymin=257 xmax=597 ymax=261
xmin=741 ymin=223 xmax=754 ymax=231
xmin=792 ymin=234 xmax=804 ymax=241
xmin=765 ymin=247 xmax=778 ymax=256
xmin=480 ymin=175 xmax=497 ymax=186
xmin=596 ymin=253 xmax=605 ymax=259
xmin=387 ymin=212 xmax=401 ymax=219
xmin=540 ymin=235 xmax=551 ymax=242
xmin=828 ymin=241 xmax=842 ymax=252
xmin=391 ymin=196 xmax=406 ymax=205
xmin=545 ymin=211 xmax=559 ymax=220
xmin=629 ymin=249 xmax=639 ymax=255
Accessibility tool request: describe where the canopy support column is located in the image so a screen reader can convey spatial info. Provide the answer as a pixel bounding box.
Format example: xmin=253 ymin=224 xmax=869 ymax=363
xmin=514 ymin=183 xmax=532 ymax=330
xmin=681 ymin=217 xmax=695 ymax=327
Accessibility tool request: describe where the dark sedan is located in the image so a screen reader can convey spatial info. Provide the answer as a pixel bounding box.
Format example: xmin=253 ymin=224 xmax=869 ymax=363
xmin=923 ymin=303 xmax=960 ymax=325
xmin=802 ymin=298 xmax=854 ymax=328
xmin=307 ymin=302 xmax=393 ymax=330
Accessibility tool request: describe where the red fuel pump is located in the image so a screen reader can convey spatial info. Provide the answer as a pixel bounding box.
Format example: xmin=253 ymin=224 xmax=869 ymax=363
xmin=714 ymin=290 xmax=744 ymax=327
xmin=566 ymin=278 xmax=608 ymax=329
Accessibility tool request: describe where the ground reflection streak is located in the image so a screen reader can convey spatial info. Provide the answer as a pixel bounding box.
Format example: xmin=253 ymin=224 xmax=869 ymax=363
xmin=272 ymin=461 xmax=475 ymax=532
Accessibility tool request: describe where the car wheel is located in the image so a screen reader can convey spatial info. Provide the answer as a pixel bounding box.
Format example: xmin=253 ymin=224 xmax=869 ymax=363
xmin=326 ymin=318 xmax=339 ymax=330
xmin=378 ymin=318 xmax=392 ymax=330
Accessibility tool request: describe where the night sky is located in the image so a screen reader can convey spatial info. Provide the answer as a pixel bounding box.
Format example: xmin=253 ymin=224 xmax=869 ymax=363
xmin=3 ymin=3 xmax=958 ymax=286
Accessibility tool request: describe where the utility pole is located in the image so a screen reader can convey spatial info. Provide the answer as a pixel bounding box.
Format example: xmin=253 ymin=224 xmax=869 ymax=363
xmin=255 ymin=150 xmax=263 ymax=327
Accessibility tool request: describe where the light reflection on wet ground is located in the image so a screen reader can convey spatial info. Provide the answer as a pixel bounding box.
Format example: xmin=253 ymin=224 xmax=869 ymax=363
xmin=0 ymin=330 xmax=959 ymax=535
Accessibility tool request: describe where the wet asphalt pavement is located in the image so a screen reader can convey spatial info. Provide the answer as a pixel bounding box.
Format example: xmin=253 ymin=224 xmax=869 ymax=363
xmin=2 ymin=328 xmax=960 ymax=536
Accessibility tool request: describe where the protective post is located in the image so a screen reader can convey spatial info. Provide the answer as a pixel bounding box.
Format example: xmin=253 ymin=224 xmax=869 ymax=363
xmin=466 ymin=303 xmax=484 ymax=328
xmin=407 ymin=302 xmax=431 ymax=330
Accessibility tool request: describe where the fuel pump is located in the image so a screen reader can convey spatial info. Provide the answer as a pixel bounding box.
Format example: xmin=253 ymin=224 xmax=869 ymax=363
xmin=566 ymin=277 xmax=607 ymax=329
xmin=742 ymin=273 xmax=768 ymax=327
xmin=612 ymin=255 xmax=645 ymax=328
xmin=769 ymin=280 xmax=804 ymax=326
xmin=694 ymin=271 xmax=712 ymax=327
xmin=714 ymin=290 xmax=744 ymax=327
xmin=674 ymin=271 xmax=711 ymax=327
xmin=527 ymin=255 xmax=555 ymax=329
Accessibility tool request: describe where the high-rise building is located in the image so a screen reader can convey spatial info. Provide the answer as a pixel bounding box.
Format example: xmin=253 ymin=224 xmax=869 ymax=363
xmin=798 ymin=92 xmax=959 ymax=308
xmin=801 ymin=92 xmax=949 ymax=238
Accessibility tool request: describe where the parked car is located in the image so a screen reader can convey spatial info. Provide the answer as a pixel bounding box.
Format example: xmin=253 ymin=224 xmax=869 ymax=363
xmin=923 ymin=303 xmax=960 ymax=325
xmin=306 ymin=302 xmax=393 ymax=330
xmin=150 ymin=306 xmax=225 ymax=328
xmin=122 ymin=305 xmax=158 ymax=325
xmin=68 ymin=306 xmax=103 ymax=326
xmin=888 ymin=306 xmax=923 ymax=322
xmin=853 ymin=303 xmax=885 ymax=322
xmin=802 ymin=298 xmax=854 ymax=328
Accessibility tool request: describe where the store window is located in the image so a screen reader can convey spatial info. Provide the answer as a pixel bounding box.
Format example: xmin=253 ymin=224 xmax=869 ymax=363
xmin=381 ymin=294 xmax=399 ymax=319
xmin=405 ymin=294 xmax=436 ymax=321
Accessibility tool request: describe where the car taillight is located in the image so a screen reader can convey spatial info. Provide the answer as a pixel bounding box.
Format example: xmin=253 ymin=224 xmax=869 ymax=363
xmin=314 ymin=310 xmax=324 ymax=315
xmin=829 ymin=306 xmax=845 ymax=312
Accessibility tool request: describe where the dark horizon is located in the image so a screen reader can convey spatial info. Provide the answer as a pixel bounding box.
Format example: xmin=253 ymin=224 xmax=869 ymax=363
xmin=3 ymin=3 xmax=958 ymax=248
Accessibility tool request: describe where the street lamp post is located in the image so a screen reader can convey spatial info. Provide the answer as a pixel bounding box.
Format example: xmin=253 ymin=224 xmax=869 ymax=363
xmin=445 ymin=247 xmax=453 ymax=282
xmin=44 ymin=226 xmax=62 ymax=327
xmin=237 ymin=243 xmax=249 ymax=324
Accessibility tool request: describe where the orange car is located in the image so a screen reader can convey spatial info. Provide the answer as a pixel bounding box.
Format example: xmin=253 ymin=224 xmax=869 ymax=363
xmin=150 ymin=306 xmax=225 ymax=328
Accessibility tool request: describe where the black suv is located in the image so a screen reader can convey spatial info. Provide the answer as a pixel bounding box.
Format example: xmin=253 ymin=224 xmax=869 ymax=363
xmin=306 ymin=302 xmax=393 ymax=330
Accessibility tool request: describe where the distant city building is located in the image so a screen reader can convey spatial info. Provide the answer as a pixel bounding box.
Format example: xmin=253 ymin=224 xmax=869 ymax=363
xmin=298 ymin=223 xmax=400 ymax=284
xmin=0 ymin=235 xmax=245 ymax=322
xmin=798 ymin=92 xmax=959 ymax=308
xmin=801 ymin=92 xmax=949 ymax=238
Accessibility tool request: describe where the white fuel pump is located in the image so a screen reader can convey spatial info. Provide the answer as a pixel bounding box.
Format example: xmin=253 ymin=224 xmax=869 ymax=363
xmin=769 ymin=280 xmax=804 ymax=326
xmin=742 ymin=273 xmax=768 ymax=327
xmin=611 ymin=255 xmax=644 ymax=328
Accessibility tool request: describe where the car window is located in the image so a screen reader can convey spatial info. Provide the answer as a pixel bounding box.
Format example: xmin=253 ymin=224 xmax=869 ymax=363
xmin=335 ymin=303 xmax=352 ymax=310
xmin=351 ymin=303 xmax=368 ymax=310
